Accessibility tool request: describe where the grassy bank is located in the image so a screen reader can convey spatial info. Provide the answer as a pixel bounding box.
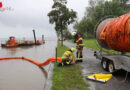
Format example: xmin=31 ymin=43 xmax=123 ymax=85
xmin=52 ymin=42 xmax=89 ymax=90
xmin=83 ymin=38 xmax=99 ymax=50
xmin=83 ymin=38 xmax=122 ymax=54
xmin=69 ymin=38 xmax=123 ymax=54
xmin=68 ymin=38 xmax=99 ymax=50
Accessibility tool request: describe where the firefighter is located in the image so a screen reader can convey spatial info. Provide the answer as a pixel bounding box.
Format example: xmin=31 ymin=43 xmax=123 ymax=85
xmin=58 ymin=47 xmax=75 ymax=66
xmin=76 ymin=35 xmax=84 ymax=62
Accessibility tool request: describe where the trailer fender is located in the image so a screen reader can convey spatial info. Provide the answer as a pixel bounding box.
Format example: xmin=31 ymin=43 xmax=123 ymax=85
xmin=108 ymin=58 xmax=121 ymax=70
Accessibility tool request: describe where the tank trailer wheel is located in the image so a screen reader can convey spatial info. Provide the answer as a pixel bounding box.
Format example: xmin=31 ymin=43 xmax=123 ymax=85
xmin=108 ymin=61 xmax=115 ymax=73
xmin=101 ymin=59 xmax=108 ymax=71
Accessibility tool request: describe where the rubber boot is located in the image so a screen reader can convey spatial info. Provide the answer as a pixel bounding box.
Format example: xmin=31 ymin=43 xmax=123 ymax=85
xmin=57 ymin=62 xmax=64 ymax=66
xmin=57 ymin=63 xmax=62 ymax=66
xmin=79 ymin=54 xmax=83 ymax=62
xmin=76 ymin=51 xmax=83 ymax=63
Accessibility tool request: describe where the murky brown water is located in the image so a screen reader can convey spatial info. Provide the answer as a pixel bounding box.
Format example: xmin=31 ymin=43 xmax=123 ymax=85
xmin=0 ymin=38 xmax=57 ymax=90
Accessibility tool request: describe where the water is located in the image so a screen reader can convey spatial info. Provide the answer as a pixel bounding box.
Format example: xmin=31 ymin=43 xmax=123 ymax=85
xmin=0 ymin=37 xmax=57 ymax=90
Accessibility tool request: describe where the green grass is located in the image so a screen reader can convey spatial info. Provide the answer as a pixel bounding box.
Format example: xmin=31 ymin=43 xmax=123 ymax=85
xmin=84 ymin=39 xmax=130 ymax=54
xmin=70 ymin=38 xmax=123 ymax=54
xmin=83 ymin=38 xmax=99 ymax=50
xmin=68 ymin=39 xmax=99 ymax=50
xmin=51 ymin=42 xmax=89 ymax=90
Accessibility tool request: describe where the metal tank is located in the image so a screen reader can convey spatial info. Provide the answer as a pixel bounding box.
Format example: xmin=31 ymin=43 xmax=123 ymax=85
xmin=96 ymin=13 xmax=130 ymax=52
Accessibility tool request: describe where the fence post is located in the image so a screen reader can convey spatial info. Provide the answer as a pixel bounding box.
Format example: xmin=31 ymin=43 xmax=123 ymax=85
xmin=56 ymin=47 xmax=57 ymax=63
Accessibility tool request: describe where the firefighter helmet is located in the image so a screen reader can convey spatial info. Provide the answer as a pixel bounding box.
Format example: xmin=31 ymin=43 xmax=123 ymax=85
xmin=71 ymin=48 xmax=75 ymax=52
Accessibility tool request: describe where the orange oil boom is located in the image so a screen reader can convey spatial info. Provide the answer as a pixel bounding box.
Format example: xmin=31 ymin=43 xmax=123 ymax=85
xmin=0 ymin=57 xmax=75 ymax=66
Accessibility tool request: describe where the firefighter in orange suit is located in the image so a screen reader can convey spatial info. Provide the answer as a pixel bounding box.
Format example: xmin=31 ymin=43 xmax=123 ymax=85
xmin=76 ymin=35 xmax=84 ymax=62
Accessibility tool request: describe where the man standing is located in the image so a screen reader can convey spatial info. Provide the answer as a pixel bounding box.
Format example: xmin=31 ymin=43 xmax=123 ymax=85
xmin=76 ymin=35 xmax=84 ymax=62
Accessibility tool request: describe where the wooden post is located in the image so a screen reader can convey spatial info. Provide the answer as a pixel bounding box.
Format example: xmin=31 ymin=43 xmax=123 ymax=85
xmin=33 ymin=29 xmax=37 ymax=45
xmin=42 ymin=35 xmax=44 ymax=41
xmin=56 ymin=47 xmax=57 ymax=63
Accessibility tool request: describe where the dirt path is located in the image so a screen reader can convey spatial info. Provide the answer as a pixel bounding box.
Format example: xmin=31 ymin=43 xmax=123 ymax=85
xmin=64 ymin=41 xmax=130 ymax=90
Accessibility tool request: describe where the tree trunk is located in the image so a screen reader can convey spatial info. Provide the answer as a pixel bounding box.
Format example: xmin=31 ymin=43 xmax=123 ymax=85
xmin=61 ymin=29 xmax=63 ymax=46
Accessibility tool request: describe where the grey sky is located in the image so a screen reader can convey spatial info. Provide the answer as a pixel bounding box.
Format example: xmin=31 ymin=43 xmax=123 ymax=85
xmin=0 ymin=0 xmax=88 ymax=38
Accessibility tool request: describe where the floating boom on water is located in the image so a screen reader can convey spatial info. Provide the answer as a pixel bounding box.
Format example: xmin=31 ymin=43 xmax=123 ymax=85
xmin=0 ymin=57 xmax=75 ymax=67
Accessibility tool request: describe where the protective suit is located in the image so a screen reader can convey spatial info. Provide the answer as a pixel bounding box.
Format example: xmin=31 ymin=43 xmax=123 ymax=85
xmin=58 ymin=48 xmax=75 ymax=66
xmin=76 ymin=35 xmax=84 ymax=62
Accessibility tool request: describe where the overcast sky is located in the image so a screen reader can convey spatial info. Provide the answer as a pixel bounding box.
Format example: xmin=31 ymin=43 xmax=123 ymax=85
xmin=0 ymin=0 xmax=88 ymax=38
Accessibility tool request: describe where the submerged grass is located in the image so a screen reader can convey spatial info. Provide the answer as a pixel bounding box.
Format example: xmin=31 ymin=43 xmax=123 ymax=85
xmin=51 ymin=42 xmax=89 ymax=90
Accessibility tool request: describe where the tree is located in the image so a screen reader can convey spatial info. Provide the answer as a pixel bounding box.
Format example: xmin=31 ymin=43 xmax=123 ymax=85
xmin=63 ymin=29 xmax=73 ymax=39
xmin=48 ymin=0 xmax=77 ymax=46
xmin=74 ymin=0 xmax=130 ymax=38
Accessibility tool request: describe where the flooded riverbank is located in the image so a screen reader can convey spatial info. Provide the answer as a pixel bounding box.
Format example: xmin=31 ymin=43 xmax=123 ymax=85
xmin=0 ymin=37 xmax=57 ymax=90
